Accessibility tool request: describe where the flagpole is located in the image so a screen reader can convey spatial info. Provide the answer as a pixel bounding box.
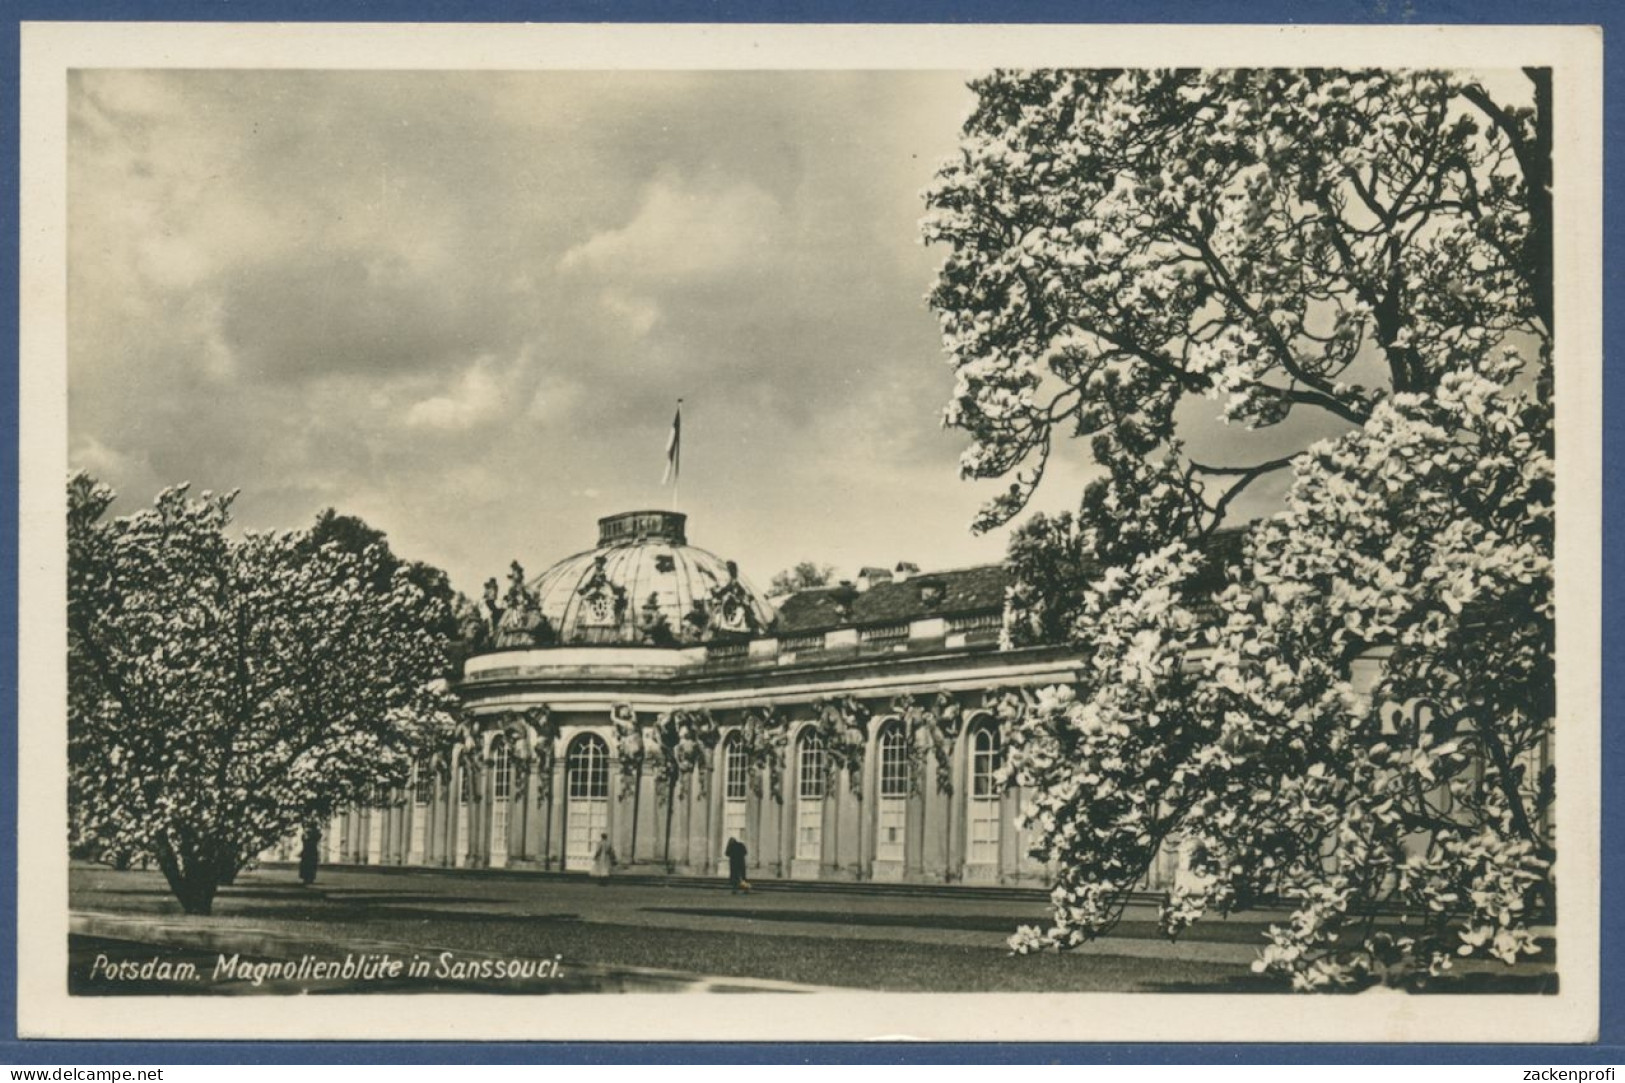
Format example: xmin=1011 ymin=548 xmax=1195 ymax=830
xmin=662 ymin=398 xmax=683 ymax=513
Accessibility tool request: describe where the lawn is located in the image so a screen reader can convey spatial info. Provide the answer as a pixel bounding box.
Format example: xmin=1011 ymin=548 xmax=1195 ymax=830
xmin=68 ymin=864 xmax=1555 ymax=995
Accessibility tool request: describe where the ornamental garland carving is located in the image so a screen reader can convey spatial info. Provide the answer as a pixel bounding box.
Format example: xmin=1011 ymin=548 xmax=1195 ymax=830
xmin=611 ymin=703 xmax=646 ymax=800
xmin=463 ymin=704 xmax=558 ymax=804
xmin=739 ymin=706 xmax=789 ymax=803
xmin=981 ymin=686 xmax=1035 ymax=795
xmin=613 ymin=705 xmax=722 ymax=800
xmin=983 ymin=686 xmax=1037 ymax=728
xmin=891 ymin=691 xmax=964 ymax=797
xmin=668 ymin=708 xmax=722 ymax=797
xmin=811 ymin=695 xmax=871 ymax=798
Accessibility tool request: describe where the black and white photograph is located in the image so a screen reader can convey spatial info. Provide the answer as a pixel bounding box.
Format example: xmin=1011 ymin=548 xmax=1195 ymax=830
xmin=15 ymin=22 xmax=1603 ymax=1042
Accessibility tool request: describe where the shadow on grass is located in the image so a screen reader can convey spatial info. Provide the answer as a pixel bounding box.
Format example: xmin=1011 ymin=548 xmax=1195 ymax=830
xmin=643 ymin=906 xmax=1030 ymax=934
xmin=1158 ymin=971 xmax=1558 ymax=995
xmin=645 ymin=906 xmax=1276 ymax=945
xmin=95 ymin=885 xmax=500 ymax=908
xmin=200 ymin=906 xmax=589 ymax=925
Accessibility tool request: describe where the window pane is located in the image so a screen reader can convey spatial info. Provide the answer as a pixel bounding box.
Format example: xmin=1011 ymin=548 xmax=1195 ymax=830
xmin=568 ymin=734 xmax=610 ymax=800
xmin=971 ymin=727 xmax=1001 ymax=800
xmin=725 ymin=734 xmax=748 ymax=800
xmin=879 ymin=726 xmax=908 ymax=798
xmin=492 ymin=741 xmax=512 ymax=800
xmin=798 ymin=731 xmax=825 ymax=800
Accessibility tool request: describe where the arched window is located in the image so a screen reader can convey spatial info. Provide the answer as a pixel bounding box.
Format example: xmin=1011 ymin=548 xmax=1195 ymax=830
xmin=724 ymin=733 xmax=749 ymax=801
xmin=794 ymin=730 xmax=825 ymax=866
xmin=875 ymin=723 xmax=908 ymax=864
xmin=492 ymin=739 xmax=513 ymax=802
xmin=879 ymin=725 xmax=909 ymax=799
xmin=797 ymin=731 xmax=826 ymax=801
xmin=490 ymin=737 xmax=513 ymax=869
xmin=566 ymin=734 xmax=610 ymax=800
xmin=721 ymin=732 xmax=748 ymax=854
xmin=972 ymin=727 xmax=1002 ymax=799
xmin=455 ymin=757 xmax=474 ymax=866
xmin=564 ymin=733 xmax=611 ymax=872
xmin=966 ymin=722 xmax=1003 ymax=874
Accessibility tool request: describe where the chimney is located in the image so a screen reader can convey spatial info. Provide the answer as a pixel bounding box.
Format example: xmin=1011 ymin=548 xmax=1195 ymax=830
xmin=856 ymin=566 xmax=893 ymax=593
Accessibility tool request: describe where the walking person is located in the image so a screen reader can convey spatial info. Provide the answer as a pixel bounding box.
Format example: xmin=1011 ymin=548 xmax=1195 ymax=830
xmin=725 ymin=833 xmax=749 ymax=894
xmin=592 ymin=831 xmax=617 ymax=886
xmin=298 ymin=823 xmax=321 ymax=887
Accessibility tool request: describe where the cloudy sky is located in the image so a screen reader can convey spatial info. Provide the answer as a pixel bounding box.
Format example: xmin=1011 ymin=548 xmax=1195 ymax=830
xmin=67 ymin=67 xmax=1212 ymax=595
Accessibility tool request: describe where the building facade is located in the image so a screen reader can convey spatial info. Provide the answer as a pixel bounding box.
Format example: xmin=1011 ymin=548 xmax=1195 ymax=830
xmin=287 ymin=507 xmax=1549 ymax=895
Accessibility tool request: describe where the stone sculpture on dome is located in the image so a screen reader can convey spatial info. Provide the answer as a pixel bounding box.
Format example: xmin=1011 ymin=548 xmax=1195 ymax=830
xmin=515 ymin=510 xmax=775 ymax=649
xmin=708 ymin=560 xmax=765 ymax=637
xmin=636 ymin=592 xmax=678 ymax=647
xmin=574 ymin=553 xmax=630 ymax=643
xmin=680 ymin=598 xmax=711 ymax=643
xmin=495 ymin=560 xmax=554 ymax=648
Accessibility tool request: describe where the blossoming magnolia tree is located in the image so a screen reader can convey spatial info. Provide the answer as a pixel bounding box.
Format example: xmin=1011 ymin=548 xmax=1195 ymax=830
xmin=923 ymin=69 xmax=1554 ymax=988
xmin=67 ymin=475 xmax=460 ymax=914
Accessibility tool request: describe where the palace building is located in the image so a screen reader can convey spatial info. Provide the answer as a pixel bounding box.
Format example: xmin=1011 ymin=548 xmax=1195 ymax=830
xmin=280 ymin=506 xmax=1551 ymax=894
xmin=297 ymin=507 xmax=1113 ymax=888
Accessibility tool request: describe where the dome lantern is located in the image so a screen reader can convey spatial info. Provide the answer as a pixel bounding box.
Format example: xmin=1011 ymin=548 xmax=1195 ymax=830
xmin=598 ymin=510 xmax=687 ymax=547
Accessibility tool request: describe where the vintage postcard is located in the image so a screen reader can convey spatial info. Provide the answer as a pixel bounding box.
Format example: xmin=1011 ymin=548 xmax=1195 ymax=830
xmin=15 ymin=21 xmax=1604 ymax=1042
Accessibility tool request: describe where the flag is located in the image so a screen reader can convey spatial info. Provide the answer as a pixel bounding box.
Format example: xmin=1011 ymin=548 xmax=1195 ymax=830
xmin=662 ymin=402 xmax=682 ymax=485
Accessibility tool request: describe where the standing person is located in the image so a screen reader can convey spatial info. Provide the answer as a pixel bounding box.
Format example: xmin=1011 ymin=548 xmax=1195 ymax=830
xmin=592 ymin=831 xmax=617 ymax=886
xmin=298 ymin=823 xmax=321 ymax=887
xmin=725 ymin=834 xmax=749 ymax=894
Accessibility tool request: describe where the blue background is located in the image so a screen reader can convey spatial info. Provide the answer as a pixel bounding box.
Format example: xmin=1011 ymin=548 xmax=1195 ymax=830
xmin=1 ymin=0 xmax=1618 ymax=1064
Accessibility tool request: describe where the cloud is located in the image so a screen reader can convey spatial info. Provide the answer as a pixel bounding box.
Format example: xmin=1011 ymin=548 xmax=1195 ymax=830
xmin=525 ymin=366 xmax=586 ymax=425
xmin=217 ymin=252 xmax=522 ymax=384
xmin=67 ymin=68 xmax=995 ymax=593
xmin=405 ymin=357 xmax=506 ymax=430
xmin=559 ymin=173 xmax=783 ymax=285
xmin=69 ymin=434 xmax=150 ymax=489
xmin=597 ymin=289 xmax=661 ymax=339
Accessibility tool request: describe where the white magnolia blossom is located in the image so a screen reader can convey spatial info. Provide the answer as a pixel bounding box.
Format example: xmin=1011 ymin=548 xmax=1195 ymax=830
xmin=68 ymin=476 xmax=459 ymax=914
xmin=927 ymin=69 xmax=1553 ymax=989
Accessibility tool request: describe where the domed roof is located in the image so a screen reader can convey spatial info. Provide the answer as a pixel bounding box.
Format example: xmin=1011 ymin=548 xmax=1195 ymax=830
xmin=530 ymin=510 xmax=776 ymax=647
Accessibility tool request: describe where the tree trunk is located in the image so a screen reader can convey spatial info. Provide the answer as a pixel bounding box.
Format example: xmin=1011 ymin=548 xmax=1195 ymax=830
xmin=175 ymin=873 xmax=220 ymax=915
xmin=155 ymin=839 xmax=221 ymax=916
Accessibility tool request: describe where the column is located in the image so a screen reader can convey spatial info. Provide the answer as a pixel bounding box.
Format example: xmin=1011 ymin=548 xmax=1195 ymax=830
xmin=546 ymin=756 xmax=567 ymax=871
xmin=507 ymin=759 xmax=539 ymax=869
xmin=998 ymin=785 xmax=1021 ymax=884
xmin=612 ymin=752 xmax=635 ymax=865
xmin=820 ymin=774 xmax=840 ymax=879
xmin=746 ymin=782 xmax=766 ymax=878
xmin=635 ymin=771 xmax=659 ymax=866
xmin=837 ymin=769 xmax=860 ymax=879
xmin=946 ymin=735 xmax=965 ymax=881
xmin=905 ymin=786 xmax=926 ymax=881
